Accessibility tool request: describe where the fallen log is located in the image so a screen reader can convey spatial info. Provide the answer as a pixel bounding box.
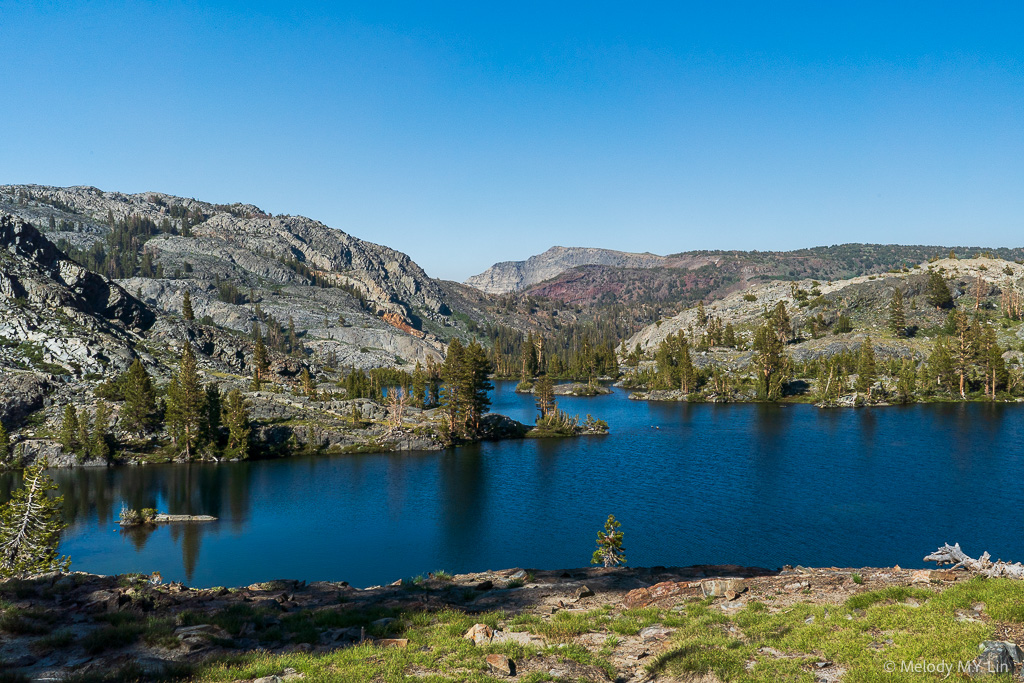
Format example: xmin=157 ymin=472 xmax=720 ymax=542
xmin=924 ymin=543 xmax=1024 ymax=579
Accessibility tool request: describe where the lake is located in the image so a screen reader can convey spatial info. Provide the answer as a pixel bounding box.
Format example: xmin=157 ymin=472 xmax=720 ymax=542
xmin=4 ymin=382 xmax=1023 ymax=588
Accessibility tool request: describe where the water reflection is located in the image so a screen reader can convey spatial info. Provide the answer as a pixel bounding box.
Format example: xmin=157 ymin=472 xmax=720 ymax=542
xmin=38 ymin=462 xmax=257 ymax=582
xmin=2 ymin=384 xmax=1024 ymax=588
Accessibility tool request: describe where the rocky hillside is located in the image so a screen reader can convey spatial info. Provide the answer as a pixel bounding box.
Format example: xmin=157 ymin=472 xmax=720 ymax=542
xmin=0 ymin=185 xmax=478 ymax=369
xmin=465 ymin=246 xmax=668 ymax=293
xmin=625 ymin=256 xmax=1024 ymax=356
xmin=476 ymin=244 xmax=1024 ymax=315
xmin=0 ymin=203 xmax=512 ymax=468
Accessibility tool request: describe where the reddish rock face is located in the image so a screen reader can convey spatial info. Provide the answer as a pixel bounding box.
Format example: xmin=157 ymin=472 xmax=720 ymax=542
xmin=621 ymin=580 xmax=700 ymax=609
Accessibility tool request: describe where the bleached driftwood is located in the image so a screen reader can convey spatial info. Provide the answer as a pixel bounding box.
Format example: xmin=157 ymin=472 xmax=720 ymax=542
xmin=924 ymin=543 xmax=1024 ymax=579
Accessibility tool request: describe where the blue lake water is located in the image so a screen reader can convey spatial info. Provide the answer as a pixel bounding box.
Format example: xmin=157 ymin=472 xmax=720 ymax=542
xmin=5 ymin=382 xmax=1023 ymax=587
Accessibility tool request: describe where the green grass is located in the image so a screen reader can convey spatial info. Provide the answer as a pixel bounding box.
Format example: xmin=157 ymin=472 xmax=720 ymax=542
xmin=191 ymin=606 xmax=611 ymax=683
xmin=648 ymin=578 xmax=1022 ymax=682
xmin=0 ymin=607 xmax=57 ymax=635
xmin=18 ymin=576 xmax=1020 ymax=682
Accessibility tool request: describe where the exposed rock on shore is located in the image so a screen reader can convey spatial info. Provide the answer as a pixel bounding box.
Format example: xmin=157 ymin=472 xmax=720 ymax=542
xmin=1 ymin=562 xmax=1011 ymax=683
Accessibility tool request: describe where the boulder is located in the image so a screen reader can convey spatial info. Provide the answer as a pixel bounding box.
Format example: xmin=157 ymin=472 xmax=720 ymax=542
xmin=622 ymin=581 xmax=699 ymax=609
xmin=701 ymin=578 xmax=746 ymax=597
xmin=485 ymin=654 xmax=515 ymax=677
xmin=463 ymin=623 xmax=493 ymax=646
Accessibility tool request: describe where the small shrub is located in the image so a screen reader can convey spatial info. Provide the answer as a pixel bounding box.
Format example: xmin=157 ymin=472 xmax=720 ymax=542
xmin=119 ymin=507 xmax=141 ymax=525
xmin=743 ymin=293 xmax=757 ymax=301
xmin=852 ymin=573 xmax=864 ymax=585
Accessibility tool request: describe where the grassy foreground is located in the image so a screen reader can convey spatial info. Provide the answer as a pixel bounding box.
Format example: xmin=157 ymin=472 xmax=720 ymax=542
xmin=188 ymin=580 xmax=1021 ymax=683
xmin=1 ymin=567 xmax=1022 ymax=682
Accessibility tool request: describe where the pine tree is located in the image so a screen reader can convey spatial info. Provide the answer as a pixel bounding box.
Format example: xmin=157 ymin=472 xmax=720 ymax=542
xmin=722 ymin=323 xmax=737 ymax=348
xmin=165 ymin=344 xmax=208 ymax=460
xmin=251 ymin=327 xmax=269 ymax=390
xmin=205 ymin=385 xmax=222 ymax=439
xmin=928 ymin=337 xmax=955 ymax=395
xmin=753 ymin=321 xmax=787 ymax=400
xmin=591 ymin=514 xmax=626 ymax=568
xmin=0 ymin=421 xmax=9 ymax=466
xmin=287 ymin=316 xmax=298 ymax=355
xmin=301 ymin=367 xmax=318 ymax=400
xmin=834 ymin=313 xmax=854 ymax=334
xmin=952 ymin=312 xmax=974 ymax=398
xmin=771 ymin=302 xmax=792 ymax=344
xmin=534 ymin=374 xmax=556 ymax=419
xmin=59 ymin=405 xmax=78 ymax=454
xmin=440 ymin=340 xmax=493 ymax=439
xmin=224 ymin=389 xmax=251 ymax=459
xmin=76 ymin=410 xmax=91 ymax=461
xmin=896 ymin=359 xmax=917 ymax=404
xmin=90 ymin=402 xmax=111 ymax=461
xmin=979 ymin=326 xmax=1007 ymax=399
xmin=0 ymin=463 xmax=70 ymax=577
xmin=889 ymin=288 xmax=906 ymax=337
xmin=926 ymin=271 xmax=954 ymax=309
xmin=462 ymin=341 xmax=493 ymax=436
xmin=441 ymin=339 xmax=466 ymax=437
xmin=855 ymin=337 xmax=877 ymax=397
xmin=411 ymin=362 xmax=426 ymax=409
xmin=182 ymin=290 xmax=194 ymax=321
xmin=122 ymin=359 xmax=156 ymax=436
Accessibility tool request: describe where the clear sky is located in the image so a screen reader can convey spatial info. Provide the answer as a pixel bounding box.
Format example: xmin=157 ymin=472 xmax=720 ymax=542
xmin=1 ymin=2 xmax=1022 ymax=281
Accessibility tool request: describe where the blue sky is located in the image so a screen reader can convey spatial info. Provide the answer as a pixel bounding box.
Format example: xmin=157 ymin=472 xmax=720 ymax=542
xmin=1 ymin=2 xmax=1022 ymax=280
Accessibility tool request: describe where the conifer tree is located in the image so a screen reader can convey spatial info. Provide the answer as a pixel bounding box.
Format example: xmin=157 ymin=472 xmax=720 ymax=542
xmin=59 ymin=405 xmax=78 ymax=454
xmin=441 ymin=339 xmax=466 ymax=436
xmin=889 ymin=288 xmax=906 ymax=337
xmin=834 ymin=313 xmax=854 ymax=334
xmin=182 ymin=290 xmax=194 ymax=321
xmin=534 ymin=374 xmax=556 ymax=419
xmin=753 ymin=321 xmax=787 ymax=400
xmin=722 ymin=323 xmax=737 ymax=348
xmin=521 ymin=333 xmax=538 ymax=378
xmin=0 ymin=463 xmax=70 ymax=577
xmin=464 ymin=341 xmax=493 ymax=434
xmin=90 ymin=402 xmax=111 ymax=461
xmin=224 ymin=389 xmax=251 ymax=459
xmin=251 ymin=327 xmax=269 ymax=390
xmin=0 ymin=421 xmax=9 ymax=466
xmin=301 ymin=367 xmax=318 ymax=400
xmin=771 ymin=301 xmax=792 ymax=344
xmin=205 ymin=385 xmax=222 ymax=438
xmin=411 ymin=362 xmax=426 ymax=408
xmin=928 ymin=337 xmax=955 ymax=395
xmin=816 ymin=357 xmax=842 ymax=404
xmin=591 ymin=514 xmax=626 ymax=568
xmin=440 ymin=339 xmax=493 ymax=438
xmin=926 ymin=270 xmax=953 ymax=309
xmin=855 ymin=337 xmax=877 ymax=397
xmin=287 ymin=316 xmax=298 ymax=355
xmin=979 ymin=326 xmax=1007 ymax=399
xmin=122 ymin=359 xmax=156 ymax=436
xmin=166 ymin=344 xmax=207 ymax=460
xmin=952 ymin=312 xmax=974 ymax=398
xmin=896 ymin=359 xmax=917 ymax=403
xmin=76 ymin=410 xmax=90 ymax=461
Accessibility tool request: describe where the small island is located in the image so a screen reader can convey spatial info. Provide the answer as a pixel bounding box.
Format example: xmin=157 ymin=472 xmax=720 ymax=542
xmin=119 ymin=508 xmax=218 ymax=526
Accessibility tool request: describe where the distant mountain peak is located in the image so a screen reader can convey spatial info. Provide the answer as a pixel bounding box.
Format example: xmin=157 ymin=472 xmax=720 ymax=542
xmin=465 ymin=246 xmax=668 ymax=294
